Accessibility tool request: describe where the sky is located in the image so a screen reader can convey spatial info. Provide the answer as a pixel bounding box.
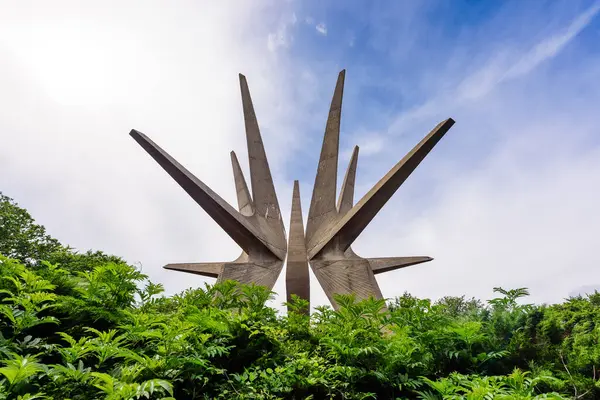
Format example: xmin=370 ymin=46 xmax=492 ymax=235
xmin=2 ymin=0 xmax=600 ymax=311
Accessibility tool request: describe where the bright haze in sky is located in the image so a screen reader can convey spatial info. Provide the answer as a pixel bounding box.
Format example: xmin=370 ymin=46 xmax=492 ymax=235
xmin=2 ymin=0 xmax=600 ymax=311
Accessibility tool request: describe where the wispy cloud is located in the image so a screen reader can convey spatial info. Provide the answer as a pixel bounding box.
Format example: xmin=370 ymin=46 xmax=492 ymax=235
xmin=504 ymin=2 xmax=600 ymax=79
xmin=385 ymin=1 xmax=600 ymax=141
xmin=267 ymin=12 xmax=298 ymax=52
xmin=316 ymin=23 xmax=327 ymax=36
xmin=458 ymin=1 xmax=600 ymax=101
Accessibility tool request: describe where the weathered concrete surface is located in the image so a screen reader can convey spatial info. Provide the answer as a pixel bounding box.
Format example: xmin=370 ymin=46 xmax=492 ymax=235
xmin=130 ymin=74 xmax=286 ymax=290
xmin=163 ymin=262 xmax=223 ymax=278
xmin=286 ymin=181 xmax=310 ymax=314
xmin=368 ymin=256 xmax=433 ymax=274
xmin=239 ymin=74 xmax=286 ymax=249
xmin=305 ymin=70 xmax=345 ymax=246
xmin=230 ymin=151 xmax=254 ymax=217
xmin=338 ymin=145 xmax=359 ymax=215
xmin=306 ymin=117 xmax=455 ymax=259
xmin=306 ymin=70 xmax=454 ymax=309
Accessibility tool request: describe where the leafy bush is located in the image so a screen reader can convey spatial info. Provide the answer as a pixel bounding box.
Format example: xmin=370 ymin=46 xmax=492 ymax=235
xmin=0 ymin=192 xmax=598 ymax=399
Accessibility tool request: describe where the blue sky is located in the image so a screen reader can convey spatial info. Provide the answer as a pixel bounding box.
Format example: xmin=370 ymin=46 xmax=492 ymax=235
xmin=1 ymin=0 xmax=600 ymax=310
xmin=278 ymin=0 xmax=600 ymax=173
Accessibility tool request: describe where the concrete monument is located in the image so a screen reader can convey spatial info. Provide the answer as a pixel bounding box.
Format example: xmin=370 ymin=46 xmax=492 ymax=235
xmin=130 ymin=69 xmax=454 ymax=312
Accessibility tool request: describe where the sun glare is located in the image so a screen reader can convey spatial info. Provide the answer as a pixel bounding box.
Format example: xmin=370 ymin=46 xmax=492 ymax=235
xmin=7 ymin=22 xmax=126 ymax=106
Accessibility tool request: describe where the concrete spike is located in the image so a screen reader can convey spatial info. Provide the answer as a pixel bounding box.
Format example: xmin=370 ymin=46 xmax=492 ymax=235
xmin=307 ymin=118 xmax=455 ymax=259
xmin=218 ymin=260 xmax=283 ymax=288
xmin=164 ymin=262 xmax=223 ymax=278
xmin=130 ymin=129 xmax=285 ymax=260
xmin=337 ymin=145 xmax=359 ymax=215
xmin=286 ymin=180 xmax=310 ymax=314
xmin=310 ymin=257 xmax=384 ymax=310
xmin=238 ymin=74 xmax=286 ymax=242
xmin=368 ymin=256 xmax=433 ymax=275
xmin=305 ymin=70 xmax=346 ymax=244
xmin=230 ymin=151 xmax=254 ymax=216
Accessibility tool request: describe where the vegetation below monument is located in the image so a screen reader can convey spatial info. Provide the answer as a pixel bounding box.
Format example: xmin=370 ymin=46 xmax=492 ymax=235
xmin=0 ymin=192 xmax=599 ymax=399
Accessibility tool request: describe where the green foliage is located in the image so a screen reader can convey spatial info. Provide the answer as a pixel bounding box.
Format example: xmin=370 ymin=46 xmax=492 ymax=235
xmin=1 ymin=194 xmax=599 ymax=399
xmin=0 ymin=194 xmax=61 ymax=267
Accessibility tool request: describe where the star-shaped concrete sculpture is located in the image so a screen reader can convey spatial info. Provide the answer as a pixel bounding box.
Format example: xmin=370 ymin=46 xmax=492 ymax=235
xmin=130 ymin=69 xmax=454 ymax=313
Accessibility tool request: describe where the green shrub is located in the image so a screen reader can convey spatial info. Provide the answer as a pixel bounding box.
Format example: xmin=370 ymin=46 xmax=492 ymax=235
xmin=1 ymin=193 xmax=598 ymax=399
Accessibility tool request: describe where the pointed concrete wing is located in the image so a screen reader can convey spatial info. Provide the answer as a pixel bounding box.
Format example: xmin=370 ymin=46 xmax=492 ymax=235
xmin=129 ymin=129 xmax=285 ymax=260
xmin=338 ymin=145 xmax=359 ymax=215
xmin=306 ymin=70 xmax=345 ymax=244
xmin=218 ymin=260 xmax=283 ymax=289
xmin=367 ymin=256 xmax=433 ymax=275
xmin=286 ymin=180 xmax=310 ymax=313
xmin=230 ymin=151 xmax=254 ymax=217
xmin=165 ymin=257 xmax=283 ymax=288
xmin=336 ymin=147 xmax=433 ymax=275
xmin=310 ymin=257 xmax=384 ymax=309
xmin=161 ymin=153 xmax=258 ymax=280
xmin=307 ymin=118 xmax=455 ymax=259
xmin=239 ymin=74 xmax=286 ymax=245
xmin=163 ymin=262 xmax=223 ymax=278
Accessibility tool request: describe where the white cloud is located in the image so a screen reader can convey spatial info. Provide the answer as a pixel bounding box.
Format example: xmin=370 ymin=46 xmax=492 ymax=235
xmin=570 ymin=285 xmax=600 ymax=297
xmin=316 ymin=23 xmax=328 ymax=36
xmin=363 ymin=125 xmax=600 ymax=305
xmin=340 ymin=132 xmax=386 ymax=163
xmin=267 ymin=30 xmax=289 ymax=52
xmin=0 ymin=0 xmax=307 ymax=311
xmin=267 ymin=12 xmax=298 ymax=52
